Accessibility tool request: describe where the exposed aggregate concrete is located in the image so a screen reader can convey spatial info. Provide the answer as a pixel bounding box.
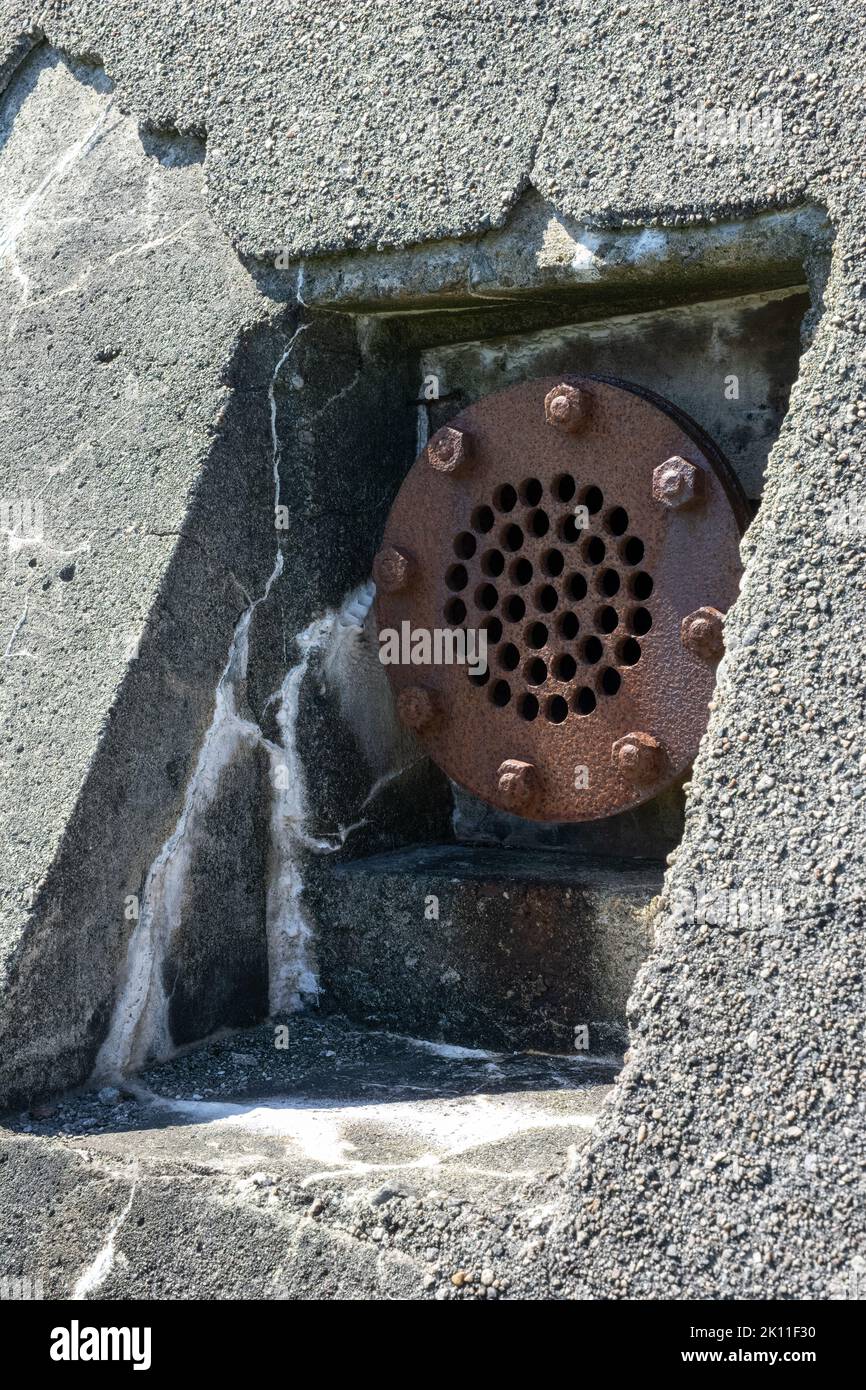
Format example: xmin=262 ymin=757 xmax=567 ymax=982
xmin=0 ymin=0 xmax=863 ymax=1299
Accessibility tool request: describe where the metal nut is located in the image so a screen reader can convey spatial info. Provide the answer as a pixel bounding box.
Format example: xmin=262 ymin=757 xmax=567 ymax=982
xmin=496 ymin=758 xmax=538 ymax=812
xmin=396 ymin=685 xmax=439 ymax=731
xmin=681 ymin=606 xmax=725 ymax=661
xmin=428 ymin=425 xmax=472 ymax=474
xmin=652 ymin=456 xmax=705 ymax=509
xmin=543 ymin=383 xmax=587 ymax=434
xmin=373 ymin=545 xmax=414 ymax=594
xmin=611 ymin=732 xmax=665 ymax=785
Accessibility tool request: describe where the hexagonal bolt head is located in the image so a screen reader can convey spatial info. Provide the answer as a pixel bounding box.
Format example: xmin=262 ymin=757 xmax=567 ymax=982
xmin=652 ymin=455 xmax=706 ymax=509
xmin=373 ymin=545 xmax=414 ymax=594
xmin=611 ymin=732 xmax=665 ymax=785
xmin=396 ymin=685 xmax=439 ymax=731
xmin=681 ymin=606 xmax=725 ymax=661
xmin=427 ymin=425 xmax=472 ymax=474
xmin=544 ymin=383 xmax=587 ymax=434
xmin=497 ymin=758 xmax=538 ymax=812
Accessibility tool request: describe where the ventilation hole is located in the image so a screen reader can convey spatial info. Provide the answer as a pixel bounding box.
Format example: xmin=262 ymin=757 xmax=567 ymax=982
xmin=537 ymin=584 xmax=558 ymax=613
xmin=599 ymin=568 xmax=620 ymax=597
xmin=444 ymin=597 xmax=466 ymax=624
xmin=520 ymin=693 xmax=539 ymax=721
xmin=606 ymin=506 xmax=629 ymax=536
xmin=504 ymin=594 xmax=526 ymax=622
xmin=526 ymin=621 xmax=549 ymax=649
xmin=529 ymin=508 xmax=550 ymax=537
xmin=595 ymin=605 xmax=618 ymax=634
xmin=542 ymin=548 xmax=564 ymax=577
xmin=526 ymin=657 xmax=547 ymax=685
xmin=554 ymin=653 xmax=577 ymax=682
xmin=568 ymin=573 xmax=588 ymax=602
xmin=469 ymin=667 xmax=490 ymax=686
xmin=631 ymin=606 xmax=653 ymax=636
xmin=481 ymin=549 xmax=505 ymax=577
xmin=521 ymin=477 xmax=543 ymax=506
xmin=575 ymin=687 xmax=597 ymax=715
xmin=454 ymin=531 xmax=477 ymax=559
xmin=503 ymin=523 xmax=524 ymax=552
xmin=499 ymin=643 xmax=520 ymax=671
xmin=483 ymin=616 xmax=503 ymax=643
xmin=555 ymin=473 xmax=576 ymax=502
xmin=619 ymin=637 xmax=642 ymax=666
xmin=581 ymin=485 xmax=604 ymax=514
xmin=559 ymin=514 xmax=581 ymax=544
xmin=583 ymin=635 xmax=603 ymax=663
xmin=559 ymin=611 xmax=579 ymax=640
xmin=546 ymin=695 xmax=568 ymax=724
xmin=632 ymin=572 xmax=654 ymax=600
xmin=491 ymin=679 xmax=512 ymax=707
xmin=600 ymin=667 xmax=622 ymax=696
xmin=584 ymin=535 xmax=606 ymax=565
xmin=476 ymin=583 xmax=499 ymax=611
xmin=446 ymin=564 xmax=468 ymax=591
xmin=622 ymin=536 xmax=645 ymax=565
xmin=511 ymin=556 xmax=533 ymax=585
xmin=494 ymin=483 xmax=517 ymax=513
xmin=472 ymin=505 xmax=494 ymax=533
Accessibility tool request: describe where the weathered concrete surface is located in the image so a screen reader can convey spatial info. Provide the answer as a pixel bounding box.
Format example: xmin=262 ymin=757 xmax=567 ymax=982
xmin=0 ymin=0 xmax=862 ymax=1302
xmin=0 ymin=2 xmax=849 ymax=262
xmin=309 ymin=846 xmax=660 ymax=1052
xmin=0 ymin=49 xmax=448 ymax=1109
xmin=0 ymin=1016 xmax=616 ymax=1300
xmin=0 ymin=48 xmax=286 ymax=1105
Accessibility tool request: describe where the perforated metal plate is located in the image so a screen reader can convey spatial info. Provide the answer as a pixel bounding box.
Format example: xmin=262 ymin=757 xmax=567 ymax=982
xmin=374 ymin=374 xmax=748 ymax=822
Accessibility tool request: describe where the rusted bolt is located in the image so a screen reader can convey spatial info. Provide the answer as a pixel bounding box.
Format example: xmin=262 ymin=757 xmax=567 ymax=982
xmin=681 ymin=606 xmax=725 ymax=661
xmin=373 ymin=545 xmax=414 ymax=594
xmin=611 ymin=732 xmax=665 ymax=785
xmin=428 ymin=425 xmax=472 ymax=474
xmin=496 ymin=758 xmax=538 ymax=812
xmin=652 ymin=455 xmax=705 ymax=509
xmin=544 ymin=383 xmax=587 ymax=434
xmin=397 ymin=685 xmax=439 ymax=731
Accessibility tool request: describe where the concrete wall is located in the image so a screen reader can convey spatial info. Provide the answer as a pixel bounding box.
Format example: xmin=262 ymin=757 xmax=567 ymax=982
xmin=0 ymin=0 xmax=863 ymax=1298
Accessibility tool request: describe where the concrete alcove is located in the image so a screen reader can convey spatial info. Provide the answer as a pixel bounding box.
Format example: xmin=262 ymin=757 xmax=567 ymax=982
xmin=265 ymin=197 xmax=832 ymax=1054
xmin=0 ymin=39 xmax=834 ymax=1092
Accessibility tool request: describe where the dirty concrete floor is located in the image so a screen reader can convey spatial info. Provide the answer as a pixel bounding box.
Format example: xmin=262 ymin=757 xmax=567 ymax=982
xmin=0 ymin=1016 xmax=619 ymax=1300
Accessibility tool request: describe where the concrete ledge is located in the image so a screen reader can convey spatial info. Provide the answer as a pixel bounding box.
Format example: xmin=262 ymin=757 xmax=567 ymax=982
xmin=309 ymin=845 xmax=662 ymax=1052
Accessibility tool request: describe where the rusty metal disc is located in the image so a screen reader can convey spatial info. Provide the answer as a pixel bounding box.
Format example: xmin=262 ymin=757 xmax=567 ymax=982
xmin=375 ymin=375 xmax=747 ymax=822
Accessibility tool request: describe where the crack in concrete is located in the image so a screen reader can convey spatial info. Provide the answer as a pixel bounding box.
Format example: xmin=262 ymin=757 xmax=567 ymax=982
xmin=2 ymin=598 xmax=28 ymax=658
xmin=0 ymin=97 xmax=116 ymax=304
xmin=70 ymin=1168 xmax=138 ymax=1300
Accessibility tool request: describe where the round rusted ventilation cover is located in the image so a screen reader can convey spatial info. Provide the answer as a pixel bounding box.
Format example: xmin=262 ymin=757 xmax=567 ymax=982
xmin=375 ymin=375 xmax=748 ymax=822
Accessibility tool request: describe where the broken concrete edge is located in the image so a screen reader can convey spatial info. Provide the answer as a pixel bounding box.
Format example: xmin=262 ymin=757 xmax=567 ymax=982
xmin=0 ymin=30 xmax=836 ymax=333
xmin=0 ymin=23 xmax=36 ymax=90
xmin=252 ymin=201 xmax=834 ymax=318
xmin=0 ymin=4 xmax=853 ymax=270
